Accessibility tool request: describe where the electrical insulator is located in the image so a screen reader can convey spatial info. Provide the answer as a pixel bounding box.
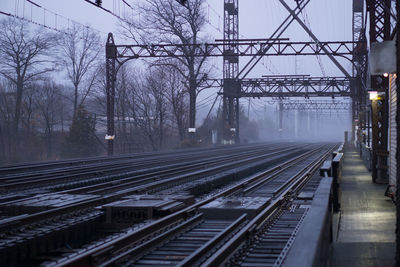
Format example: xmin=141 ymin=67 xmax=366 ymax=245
xmin=95 ymin=0 xmax=102 ymax=7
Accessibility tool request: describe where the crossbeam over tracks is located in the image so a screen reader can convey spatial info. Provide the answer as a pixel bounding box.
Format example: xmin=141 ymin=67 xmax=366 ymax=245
xmin=204 ymin=77 xmax=354 ymax=98
xmin=109 ymin=40 xmax=357 ymax=62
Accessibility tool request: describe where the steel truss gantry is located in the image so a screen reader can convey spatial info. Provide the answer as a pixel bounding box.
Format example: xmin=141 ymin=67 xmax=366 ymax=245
xmin=104 ymin=0 xmax=362 ymax=154
xmin=280 ymin=101 xmax=352 ymax=111
xmin=107 ymin=40 xmax=356 ymax=60
xmin=240 ymin=77 xmax=353 ymax=98
xmin=366 ymin=0 xmax=395 ymax=183
xmin=352 ymin=0 xmax=367 ymax=148
xmin=205 ymin=77 xmax=354 ymax=98
xmin=105 ymin=37 xmax=357 ymax=154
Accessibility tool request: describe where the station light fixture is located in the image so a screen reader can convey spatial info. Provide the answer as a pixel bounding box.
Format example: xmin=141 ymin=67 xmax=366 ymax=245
xmin=368 ymin=91 xmax=384 ymax=101
xmin=105 ymin=134 xmax=115 ymax=140
xmin=369 ymin=91 xmax=378 ymax=100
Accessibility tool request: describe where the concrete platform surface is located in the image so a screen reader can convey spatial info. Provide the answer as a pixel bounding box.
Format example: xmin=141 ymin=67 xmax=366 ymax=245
xmin=330 ymin=149 xmax=396 ymax=267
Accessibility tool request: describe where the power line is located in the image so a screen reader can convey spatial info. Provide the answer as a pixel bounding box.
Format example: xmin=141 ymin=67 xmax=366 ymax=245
xmin=300 ymin=8 xmax=327 ymax=77
xmin=204 ymin=89 xmax=222 ymax=121
xmin=1 ymin=0 xmax=110 ymax=39
xmin=121 ymin=0 xmax=133 ymax=10
xmin=0 ymin=9 xmax=71 ymax=35
xmin=82 ymin=0 xmax=133 ymax=25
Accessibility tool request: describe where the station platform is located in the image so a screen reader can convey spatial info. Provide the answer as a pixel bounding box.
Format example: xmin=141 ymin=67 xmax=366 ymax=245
xmin=329 ymin=148 xmax=396 ymax=267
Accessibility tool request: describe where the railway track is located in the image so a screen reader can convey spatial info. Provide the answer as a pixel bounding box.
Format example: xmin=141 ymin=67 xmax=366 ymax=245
xmin=0 ymin=143 xmax=338 ymax=266
xmin=201 ymin=146 xmax=332 ymax=267
xmin=0 ymin=143 xmax=290 ymax=193
xmin=0 ymin=145 xmax=237 ymax=176
xmin=37 ymin=143 xmax=335 ymax=267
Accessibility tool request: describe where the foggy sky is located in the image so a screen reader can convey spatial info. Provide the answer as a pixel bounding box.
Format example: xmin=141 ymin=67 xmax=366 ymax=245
xmin=0 ymin=0 xmax=354 ymax=140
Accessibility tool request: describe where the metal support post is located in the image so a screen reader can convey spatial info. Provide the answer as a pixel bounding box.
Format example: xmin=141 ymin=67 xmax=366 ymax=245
xmin=352 ymin=97 xmax=357 ymax=144
xmin=106 ymin=33 xmax=116 ymax=156
xmin=279 ymin=100 xmax=283 ymax=137
xmin=222 ymin=0 xmax=239 ymax=144
xmin=235 ymin=97 xmax=240 ymax=143
xmin=367 ymin=106 xmax=371 ymax=147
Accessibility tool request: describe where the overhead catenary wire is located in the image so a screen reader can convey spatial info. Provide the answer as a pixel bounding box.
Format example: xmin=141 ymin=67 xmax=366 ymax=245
xmin=82 ymin=0 xmax=131 ymax=25
xmin=300 ymin=8 xmax=327 ymax=77
xmin=0 ymin=9 xmax=71 ymax=35
xmin=204 ymin=92 xmax=221 ymax=121
xmin=2 ymin=0 xmax=114 ymax=40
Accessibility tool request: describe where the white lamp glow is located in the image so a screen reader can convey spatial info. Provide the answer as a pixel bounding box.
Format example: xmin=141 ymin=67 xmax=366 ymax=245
xmin=369 ymin=91 xmax=378 ymax=101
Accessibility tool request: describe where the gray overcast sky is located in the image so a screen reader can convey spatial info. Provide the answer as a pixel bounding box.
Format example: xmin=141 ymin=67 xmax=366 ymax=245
xmin=0 ymin=0 xmax=354 ymax=134
xmin=0 ymin=0 xmax=353 ymax=77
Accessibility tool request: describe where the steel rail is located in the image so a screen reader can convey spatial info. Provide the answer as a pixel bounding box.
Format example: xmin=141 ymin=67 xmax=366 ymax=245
xmin=99 ymin=213 xmax=205 ymax=267
xmin=98 ymin=214 xmax=248 ymax=267
xmin=0 ymin=144 xmax=299 ymax=207
xmin=0 ymin=144 xmax=280 ymax=191
xmin=0 ymin=145 xmax=306 ymax=232
xmin=0 ymin=144 xmax=266 ymax=180
xmin=52 ymin=145 xmax=332 ymax=267
xmin=200 ymin=145 xmax=334 ymax=266
xmin=240 ymin=148 xmax=323 ymax=195
xmin=63 ymin=144 xmax=301 ymax=195
xmin=1 ymin=144 xmax=289 ymax=191
xmin=0 ymin=147 xmax=243 ymax=182
xmin=0 ymin=144 xmax=242 ymax=175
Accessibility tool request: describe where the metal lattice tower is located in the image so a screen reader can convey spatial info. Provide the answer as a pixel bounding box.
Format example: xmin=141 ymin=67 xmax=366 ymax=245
xmin=222 ymin=0 xmax=240 ymax=144
xmin=352 ymin=0 xmax=367 ymax=146
xmin=367 ymin=0 xmax=392 ymax=183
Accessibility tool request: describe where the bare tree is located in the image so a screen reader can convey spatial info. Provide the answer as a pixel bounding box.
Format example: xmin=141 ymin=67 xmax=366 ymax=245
xmin=0 ymin=18 xmax=53 ymax=138
xmin=131 ymin=68 xmax=170 ymax=151
xmin=163 ymin=65 xmax=189 ymax=142
xmin=120 ymin=0 xmax=210 ymax=140
xmin=0 ymin=79 xmax=15 ymax=162
xmin=115 ymin=65 xmax=135 ymax=153
xmin=147 ymin=69 xmax=168 ymax=149
xmin=56 ymin=24 xmax=101 ymax=115
xmin=33 ymin=81 xmax=64 ymax=158
xmin=134 ymin=83 xmax=158 ymax=151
